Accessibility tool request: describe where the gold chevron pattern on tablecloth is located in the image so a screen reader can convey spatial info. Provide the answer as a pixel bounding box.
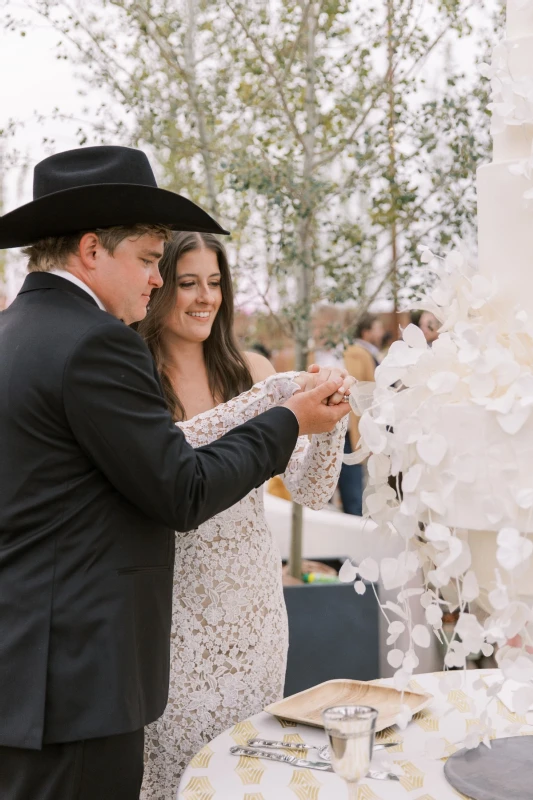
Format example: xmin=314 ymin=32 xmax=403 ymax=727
xmin=178 ymin=670 xmax=533 ymax=800
xmin=189 ymin=746 xmax=214 ymax=769
xmin=235 ymin=755 xmax=266 ymax=785
xmin=231 ymin=721 xmax=260 ymax=746
xmin=288 ymin=769 xmax=322 ymax=800
xmin=181 ymin=776 xmax=216 ymax=800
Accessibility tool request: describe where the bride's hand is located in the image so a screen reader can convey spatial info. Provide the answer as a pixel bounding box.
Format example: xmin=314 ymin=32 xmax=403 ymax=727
xmin=295 ymin=365 xmax=355 ymax=405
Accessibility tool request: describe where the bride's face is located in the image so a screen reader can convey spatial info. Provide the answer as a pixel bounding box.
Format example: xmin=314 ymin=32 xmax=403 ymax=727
xmin=165 ymin=247 xmax=222 ymax=343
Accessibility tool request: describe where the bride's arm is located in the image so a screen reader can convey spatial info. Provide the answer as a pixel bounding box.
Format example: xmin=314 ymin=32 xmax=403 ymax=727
xmin=281 ymin=417 xmax=349 ymax=511
xmin=175 ymin=370 xmax=301 ymax=446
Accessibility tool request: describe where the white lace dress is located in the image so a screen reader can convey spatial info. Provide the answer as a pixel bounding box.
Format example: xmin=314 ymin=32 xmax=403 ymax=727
xmin=141 ymin=373 xmax=348 ymax=799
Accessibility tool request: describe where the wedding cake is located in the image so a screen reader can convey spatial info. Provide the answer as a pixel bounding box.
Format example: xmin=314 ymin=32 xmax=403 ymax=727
xmin=478 ymin=0 xmax=533 ymax=314
xmin=348 ymin=0 xmax=533 ymax=689
xmin=432 ymin=0 xmax=533 ymax=608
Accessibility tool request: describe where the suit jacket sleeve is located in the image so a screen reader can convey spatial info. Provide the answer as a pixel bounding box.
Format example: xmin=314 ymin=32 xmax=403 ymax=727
xmin=63 ymin=321 xmax=299 ymax=532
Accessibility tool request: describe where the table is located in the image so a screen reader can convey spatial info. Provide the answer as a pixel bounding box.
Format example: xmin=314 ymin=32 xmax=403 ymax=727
xmin=177 ymin=670 xmax=533 ymax=799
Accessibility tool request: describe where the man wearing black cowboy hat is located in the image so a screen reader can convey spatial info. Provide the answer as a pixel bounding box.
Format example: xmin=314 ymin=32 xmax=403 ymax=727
xmin=0 ymin=146 xmax=351 ymax=800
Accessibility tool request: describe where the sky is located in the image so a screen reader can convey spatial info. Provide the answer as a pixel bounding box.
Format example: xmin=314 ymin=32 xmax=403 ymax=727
xmin=0 ymin=17 xmax=90 ymax=212
xmin=0 ymin=0 xmax=498 ymax=306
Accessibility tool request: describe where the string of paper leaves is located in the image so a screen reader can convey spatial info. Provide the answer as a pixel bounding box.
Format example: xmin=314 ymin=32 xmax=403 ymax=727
xmin=341 ymin=244 xmax=533 ymax=748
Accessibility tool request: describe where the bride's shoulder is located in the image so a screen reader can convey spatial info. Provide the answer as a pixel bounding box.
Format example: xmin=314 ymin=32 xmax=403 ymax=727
xmin=243 ymin=350 xmax=277 ymax=383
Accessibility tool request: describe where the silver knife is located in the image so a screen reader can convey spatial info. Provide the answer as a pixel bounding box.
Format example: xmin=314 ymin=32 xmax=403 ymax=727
xmin=230 ymin=746 xmax=400 ymax=780
xmin=247 ymin=737 xmax=399 ymax=753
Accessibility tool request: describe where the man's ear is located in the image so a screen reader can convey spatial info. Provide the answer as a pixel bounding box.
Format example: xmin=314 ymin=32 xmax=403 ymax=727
xmin=78 ymin=232 xmax=101 ymax=270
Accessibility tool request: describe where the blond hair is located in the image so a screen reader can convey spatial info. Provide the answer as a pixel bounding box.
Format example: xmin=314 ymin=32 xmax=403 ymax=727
xmin=23 ymin=224 xmax=173 ymax=272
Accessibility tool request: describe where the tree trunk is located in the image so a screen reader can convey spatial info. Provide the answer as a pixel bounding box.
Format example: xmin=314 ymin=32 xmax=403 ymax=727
xmin=387 ymin=0 xmax=400 ymax=340
xmin=289 ymin=1 xmax=318 ymax=580
xmin=185 ymin=0 xmax=219 ymax=217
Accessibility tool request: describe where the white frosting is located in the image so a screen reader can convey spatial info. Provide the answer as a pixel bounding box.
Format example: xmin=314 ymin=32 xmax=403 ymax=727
xmin=429 ymin=403 xmax=533 ymax=533
xmin=507 ymin=0 xmax=533 ymax=40
xmin=492 ymin=37 xmax=533 ymax=162
xmin=477 ymin=161 xmax=533 ymax=312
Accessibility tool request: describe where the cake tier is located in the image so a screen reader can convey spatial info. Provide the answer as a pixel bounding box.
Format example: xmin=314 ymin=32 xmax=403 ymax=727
xmin=477 ymin=161 xmax=533 ymax=314
xmin=468 ymin=529 xmax=533 ymax=611
xmin=507 ymin=0 xmax=533 ymax=41
xmin=428 ymin=403 xmax=533 ymax=533
xmin=492 ymin=35 xmax=533 ymax=163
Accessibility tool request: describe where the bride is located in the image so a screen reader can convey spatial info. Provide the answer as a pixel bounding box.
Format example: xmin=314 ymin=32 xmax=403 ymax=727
xmin=138 ymin=232 xmax=351 ymax=797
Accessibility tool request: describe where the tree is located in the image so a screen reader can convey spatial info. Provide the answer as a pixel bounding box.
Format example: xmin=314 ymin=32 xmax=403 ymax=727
xmin=3 ymin=0 xmax=493 ymax=576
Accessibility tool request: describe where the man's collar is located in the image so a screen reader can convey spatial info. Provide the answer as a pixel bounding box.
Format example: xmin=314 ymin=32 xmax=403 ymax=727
xmin=17 ymin=271 xmax=102 ymax=310
xmin=49 ymin=270 xmax=106 ymax=311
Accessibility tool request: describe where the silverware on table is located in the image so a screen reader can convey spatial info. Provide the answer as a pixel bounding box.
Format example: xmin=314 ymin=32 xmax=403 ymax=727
xmin=230 ymin=746 xmax=400 ymax=781
xmin=247 ymin=737 xmax=400 ymax=760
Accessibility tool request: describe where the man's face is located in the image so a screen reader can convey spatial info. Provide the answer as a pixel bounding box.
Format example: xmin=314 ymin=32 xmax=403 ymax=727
xmin=92 ymin=234 xmax=165 ymax=324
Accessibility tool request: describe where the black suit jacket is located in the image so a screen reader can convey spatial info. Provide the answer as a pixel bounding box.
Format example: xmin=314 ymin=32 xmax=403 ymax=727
xmin=0 ymin=272 xmax=299 ymax=749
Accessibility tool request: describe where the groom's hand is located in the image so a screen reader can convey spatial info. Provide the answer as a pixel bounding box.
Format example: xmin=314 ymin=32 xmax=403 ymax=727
xmin=295 ymin=365 xmax=355 ymax=405
xmin=283 ymin=378 xmax=351 ymax=435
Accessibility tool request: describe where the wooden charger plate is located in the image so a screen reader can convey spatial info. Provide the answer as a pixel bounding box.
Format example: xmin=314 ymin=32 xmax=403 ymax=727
xmin=265 ymin=679 xmax=432 ymax=731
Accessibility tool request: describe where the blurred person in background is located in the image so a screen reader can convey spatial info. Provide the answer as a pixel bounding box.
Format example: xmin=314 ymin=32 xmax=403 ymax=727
xmin=410 ymin=309 xmax=439 ymax=345
xmin=338 ymin=313 xmax=385 ymax=516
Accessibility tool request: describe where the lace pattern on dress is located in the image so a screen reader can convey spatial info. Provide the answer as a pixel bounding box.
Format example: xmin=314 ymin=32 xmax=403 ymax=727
xmin=141 ymin=373 xmax=348 ymax=799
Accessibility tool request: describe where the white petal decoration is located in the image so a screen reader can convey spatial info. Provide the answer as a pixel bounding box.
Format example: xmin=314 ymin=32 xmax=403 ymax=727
xmin=393 ymin=511 xmax=419 ymax=540
xmin=515 ymin=488 xmax=533 ymax=509
xmin=426 ymin=604 xmax=444 ymax=626
xmin=388 ymin=621 xmax=406 ymax=636
xmin=425 ymin=522 xmax=451 ymax=542
xmin=359 ymin=414 xmax=387 ymax=453
xmin=367 ymin=454 xmax=391 ymax=481
xmin=358 ymin=557 xmax=379 ymax=583
xmin=497 ymin=528 xmax=533 ymax=571
xmin=462 ymin=571 xmax=480 ymax=603
xmin=417 ymin=434 xmax=448 ymax=466
xmin=420 ymin=491 xmax=446 ymax=515
xmin=402 ymin=464 xmax=423 ymax=493
xmin=412 ymin=624 xmax=431 ymax=649
xmin=342 ymin=447 xmax=370 ymax=466
xmin=365 ymin=489 xmax=389 ymax=515
xmin=512 ymin=686 xmax=533 ymax=715
xmin=382 ymin=600 xmax=408 ymax=620
xmin=393 ymin=669 xmax=412 ymax=692
xmin=354 ymin=580 xmax=366 ymax=595
xmin=339 ymin=559 xmax=358 ymax=583
xmin=427 ymin=371 xmax=460 ymax=394
xmin=469 ymin=373 xmax=496 ymax=398
xmin=403 ymin=323 xmax=428 ymax=350
xmin=395 ymin=704 xmax=413 ymax=731
xmin=387 ymin=648 xmax=404 ymax=668
xmin=497 ymin=404 xmax=531 ymax=435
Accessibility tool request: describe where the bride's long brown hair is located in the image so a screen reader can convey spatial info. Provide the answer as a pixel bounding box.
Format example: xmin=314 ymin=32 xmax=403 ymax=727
xmin=137 ymin=231 xmax=253 ymax=421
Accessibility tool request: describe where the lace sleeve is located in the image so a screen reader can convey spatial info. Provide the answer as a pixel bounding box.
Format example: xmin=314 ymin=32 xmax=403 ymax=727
xmin=281 ymin=415 xmax=349 ymax=511
xmin=176 ymin=372 xmax=300 ymax=447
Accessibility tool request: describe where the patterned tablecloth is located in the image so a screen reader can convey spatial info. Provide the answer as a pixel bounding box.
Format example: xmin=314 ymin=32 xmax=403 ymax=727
xmin=177 ymin=670 xmax=533 ymax=800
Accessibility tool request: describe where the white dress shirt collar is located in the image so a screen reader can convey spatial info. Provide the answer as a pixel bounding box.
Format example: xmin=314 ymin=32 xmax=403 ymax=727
xmin=49 ymin=270 xmax=107 ymax=312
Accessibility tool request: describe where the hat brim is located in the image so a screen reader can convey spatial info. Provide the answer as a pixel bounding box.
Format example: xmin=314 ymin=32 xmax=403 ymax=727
xmin=0 ymin=183 xmax=230 ymax=248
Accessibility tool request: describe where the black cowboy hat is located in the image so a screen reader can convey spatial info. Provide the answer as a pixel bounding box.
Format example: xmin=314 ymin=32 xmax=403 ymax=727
xmin=0 ymin=145 xmax=229 ymax=249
